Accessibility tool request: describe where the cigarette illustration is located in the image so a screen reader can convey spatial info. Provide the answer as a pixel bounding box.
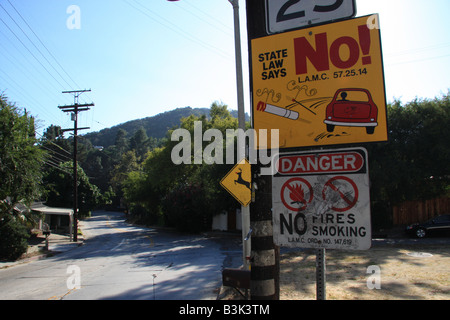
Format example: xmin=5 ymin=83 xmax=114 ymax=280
xmin=257 ymin=101 xmax=299 ymax=120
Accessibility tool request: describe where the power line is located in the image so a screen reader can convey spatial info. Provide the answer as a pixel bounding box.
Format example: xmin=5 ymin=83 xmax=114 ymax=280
xmin=0 ymin=2 xmax=92 ymax=105
xmin=0 ymin=46 xmax=63 ymax=106
xmin=0 ymin=28 xmax=67 ymax=97
xmin=40 ymin=144 xmax=72 ymax=162
xmin=173 ymin=1 xmax=233 ymax=38
xmin=183 ymin=0 xmax=234 ymax=33
xmin=35 ymin=130 xmax=72 ymax=156
xmin=0 ymin=17 xmax=69 ymax=91
xmin=122 ymin=0 xmax=232 ymax=60
xmin=385 ymin=41 xmax=450 ymax=58
xmin=0 ymin=68 xmax=63 ymax=123
xmin=43 ymin=157 xmax=68 ymax=169
xmin=0 ymin=3 xmax=74 ymax=90
xmin=5 ymin=0 xmax=82 ymax=90
xmin=40 ymin=159 xmax=72 ymax=175
xmin=386 ymin=53 xmax=450 ymax=67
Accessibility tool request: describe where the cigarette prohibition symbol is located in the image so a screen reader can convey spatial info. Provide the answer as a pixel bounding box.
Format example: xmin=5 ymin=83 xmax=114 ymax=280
xmin=322 ymin=176 xmax=359 ymax=212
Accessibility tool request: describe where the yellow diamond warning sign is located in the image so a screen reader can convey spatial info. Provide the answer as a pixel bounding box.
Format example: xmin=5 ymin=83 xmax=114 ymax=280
xmin=220 ymin=159 xmax=251 ymax=207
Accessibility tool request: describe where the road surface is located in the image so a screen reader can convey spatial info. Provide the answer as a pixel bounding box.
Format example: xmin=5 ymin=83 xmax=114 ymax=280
xmin=0 ymin=211 xmax=241 ymax=300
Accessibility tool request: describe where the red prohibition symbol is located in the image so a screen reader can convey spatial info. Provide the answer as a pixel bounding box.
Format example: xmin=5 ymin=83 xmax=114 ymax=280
xmin=281 ymin=177 xmax=313 ymax=212
xmin=322 ymin=176 xmax=359 ymax=212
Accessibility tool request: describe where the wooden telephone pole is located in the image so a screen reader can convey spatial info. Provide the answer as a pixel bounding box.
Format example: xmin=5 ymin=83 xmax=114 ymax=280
xmin=58 ymin=89 xmax=94 ymax=242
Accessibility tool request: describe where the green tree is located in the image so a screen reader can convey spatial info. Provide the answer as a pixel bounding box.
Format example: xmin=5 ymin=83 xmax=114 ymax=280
xmin=370 ymin=94 xmax=449 ymax=203
xmin=43 ymin=161 xmax=103 ymax=218
xmin=114 ymin=128 xmax=128 ymax=154
xmin=0 ymin=94 xmax=45 ymax=217
xmin=110 ymin=150 xmax=141 ymax=192
xmin=0 ymin=94 xmax=46 ymax=259
xmin=129 ymin=126 xmax=149 ymax=161
xmin=40 ymin=125 xmax=72 ymax=169
xmin=0 ymin=216 xmax=29 ymax=260
xmin=367 ymin=93 xmax=450 ymax=228
xmin=123 ymin=102 xmax=241 ymax=232
xmin=122 ymin=146 xmax=175 ymax=225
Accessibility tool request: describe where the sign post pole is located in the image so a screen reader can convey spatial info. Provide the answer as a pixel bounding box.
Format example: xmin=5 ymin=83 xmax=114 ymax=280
xmin=316 ymin=248 xmax=326 ymax=300
xmin=229 ymin=0 xmax=251 ymax=272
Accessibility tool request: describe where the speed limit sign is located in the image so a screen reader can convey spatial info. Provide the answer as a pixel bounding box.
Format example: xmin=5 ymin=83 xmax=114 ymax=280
xmin=266 ymin=0 xmax=356 ymax=34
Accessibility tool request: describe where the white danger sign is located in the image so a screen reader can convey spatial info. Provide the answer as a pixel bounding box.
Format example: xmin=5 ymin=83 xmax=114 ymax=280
xmin=272 ymin=147 xmax=371 ymax=250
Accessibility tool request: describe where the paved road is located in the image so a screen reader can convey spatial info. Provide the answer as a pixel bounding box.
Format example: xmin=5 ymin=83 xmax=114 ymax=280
xmin=0 ymin=211 xmax=241 ymax=300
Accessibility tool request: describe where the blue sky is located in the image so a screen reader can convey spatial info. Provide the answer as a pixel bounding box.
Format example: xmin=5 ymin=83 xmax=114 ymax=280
xmin=1 ymin=0 xmax=449 ymax=136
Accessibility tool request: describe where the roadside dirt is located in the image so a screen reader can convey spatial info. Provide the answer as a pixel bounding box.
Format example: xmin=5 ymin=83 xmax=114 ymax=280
xmin=281 ymin=243 xmax=450 ymax=300
xmin=221 ymin=242 xmax=450 ymax=300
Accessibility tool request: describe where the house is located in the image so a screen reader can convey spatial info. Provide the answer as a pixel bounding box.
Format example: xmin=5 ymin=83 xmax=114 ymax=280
xmin=31 ymin=202 xmax=74 ymax=239
xmin=212 ymin=208 xmax=242 ymax=232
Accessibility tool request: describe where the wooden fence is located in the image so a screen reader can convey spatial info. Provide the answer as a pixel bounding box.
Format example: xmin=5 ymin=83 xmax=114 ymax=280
xmin=392 ymin=197 xmax=450 ymax=225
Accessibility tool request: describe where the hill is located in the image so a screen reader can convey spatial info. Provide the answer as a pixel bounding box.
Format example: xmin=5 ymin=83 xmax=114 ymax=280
xmin=83 ymin=107 xmax=208 ymax=148
xmin=84 ymin=107 xmax=249 ymax=148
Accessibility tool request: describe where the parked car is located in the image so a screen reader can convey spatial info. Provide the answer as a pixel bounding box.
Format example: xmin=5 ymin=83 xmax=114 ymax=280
xmin=405 ymin=214 xmax=450 ymax=238
xmin=324 ymin=88 xmax=378 ymax=134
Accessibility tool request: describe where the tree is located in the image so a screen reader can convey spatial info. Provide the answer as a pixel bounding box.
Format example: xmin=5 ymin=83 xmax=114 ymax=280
xmin=366 ymin=93 xmax=450 ymax=228
xmin=129 ymin=126 xmax=149 ymax=160
xmin=122 ymin=147 xmax=175 ymax=225
xmin=114 ymin=128 xmax=128 ymax=154
xmin=0 ymin=94 xmax=46 ymax=259
xmin=40 ymin=125 xmax=72 ymax=167
xmin=43 ymin=161 xmax=103 ymax=218
xmin=122 ymin=102 xmax=241 ymax=232
xmin=0 ymin=94 xmax=45 ymax=217
xmin=370 ymin=94 xmax=449 ymax=202
xmin=0 ymin=216 xmax=29 ymax=260
xmin=110 ymin=150 xmax=141 ymax=191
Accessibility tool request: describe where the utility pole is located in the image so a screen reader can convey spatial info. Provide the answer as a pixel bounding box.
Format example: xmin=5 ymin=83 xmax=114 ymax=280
xmin=58 ymin=89 xmax=94 ymax=242
xmin=246 ymin=0 xmax=279 ymax=300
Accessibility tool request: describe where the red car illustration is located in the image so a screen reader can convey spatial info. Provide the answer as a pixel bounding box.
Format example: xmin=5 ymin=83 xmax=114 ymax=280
xmin=324 ymin=88 xmax=378 ymax=134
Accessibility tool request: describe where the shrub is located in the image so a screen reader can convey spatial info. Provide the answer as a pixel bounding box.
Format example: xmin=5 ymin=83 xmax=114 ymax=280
xmin=162 ymin=184 xmax=211 ymax=233
xmin=0 ymin=217 xmax=29 ymax=261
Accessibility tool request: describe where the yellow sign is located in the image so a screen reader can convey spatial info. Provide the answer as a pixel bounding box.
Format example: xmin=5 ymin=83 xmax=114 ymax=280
xmin=251 ymin=14 xmax=387 ymax=149
xmin=220 ymin=159 xmax=251 ymax=207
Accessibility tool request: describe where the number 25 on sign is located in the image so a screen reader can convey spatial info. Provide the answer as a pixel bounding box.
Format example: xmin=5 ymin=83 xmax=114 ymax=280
xmin=266 ymin=0 xmax=356 ymax=34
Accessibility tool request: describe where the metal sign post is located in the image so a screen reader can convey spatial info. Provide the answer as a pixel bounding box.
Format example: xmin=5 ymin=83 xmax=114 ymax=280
xmin=229 ymin=0 xmax=251 ymax=272
xmin=316 ymin=248 xmax=326 ymax=300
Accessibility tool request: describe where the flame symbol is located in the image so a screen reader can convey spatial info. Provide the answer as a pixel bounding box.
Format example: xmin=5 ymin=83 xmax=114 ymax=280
xmin=289 ymin=184 xmax=306 ymax=205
